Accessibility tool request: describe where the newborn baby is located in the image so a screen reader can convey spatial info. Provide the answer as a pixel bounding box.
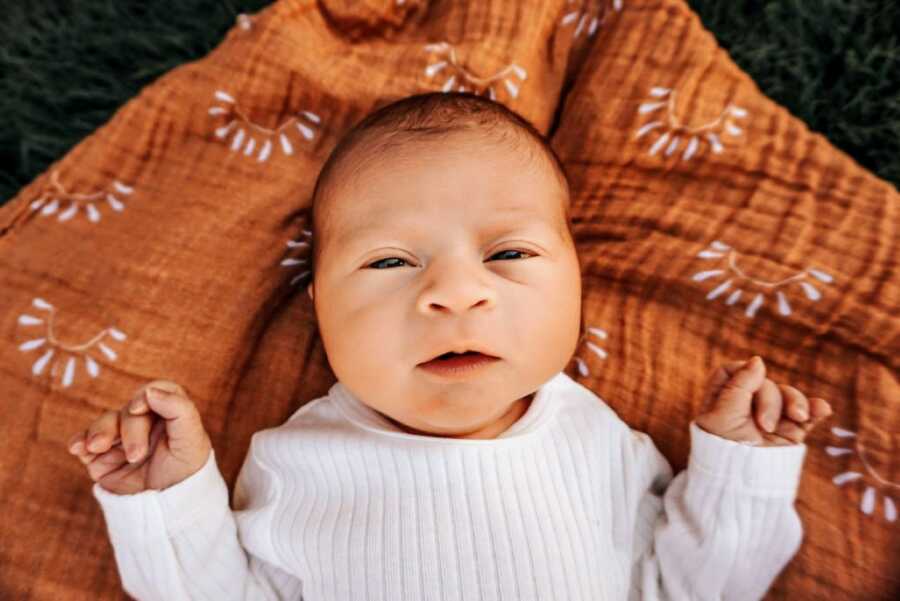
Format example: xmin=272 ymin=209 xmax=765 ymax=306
xmin=69 ymin=92 xmax=832 ymax=601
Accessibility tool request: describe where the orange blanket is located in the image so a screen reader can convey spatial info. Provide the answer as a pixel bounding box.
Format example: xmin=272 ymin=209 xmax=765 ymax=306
xmin=0 ymin=0 xmax=896 ymax=599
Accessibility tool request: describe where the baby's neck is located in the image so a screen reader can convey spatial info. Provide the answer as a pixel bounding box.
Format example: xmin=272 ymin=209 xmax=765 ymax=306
xmin=382 ymin=393 xmax=535 ymax=440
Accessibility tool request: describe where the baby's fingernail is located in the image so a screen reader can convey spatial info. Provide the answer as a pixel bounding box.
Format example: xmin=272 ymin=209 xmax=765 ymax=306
xmin=125 ymin=444 xmax=140 ymax=463
xmin=69 ymin=440 xmax=83 ymax=454
xmin=765 ymin=418 xmax=777 ymax=432
xmin=87 ymin=435 xmax=100 ymax=452
xmin=129 ymin=398 xmax=146 ymax=413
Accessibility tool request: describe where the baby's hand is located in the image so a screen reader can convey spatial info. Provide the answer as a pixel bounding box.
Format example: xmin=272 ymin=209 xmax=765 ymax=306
xmin=66 ymin=380 xmax=212 ymax=494
xmin=694 ymin=356 xmax=833 ymax=446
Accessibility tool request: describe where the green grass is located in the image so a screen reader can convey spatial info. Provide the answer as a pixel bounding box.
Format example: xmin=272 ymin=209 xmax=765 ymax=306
xmin=1 ymin=0 xmax=898 ymax=205
xmin=687 ymin=0 xmax=900 ymax=189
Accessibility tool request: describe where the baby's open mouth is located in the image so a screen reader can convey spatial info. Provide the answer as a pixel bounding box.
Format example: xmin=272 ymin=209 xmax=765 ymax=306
xmin=418 ymin=350 xmax=501 ymax=375
xmin=437 ymin=350 xmax=481 ymax=360
xmin=426 ymin=350 xmax=498 ymax=363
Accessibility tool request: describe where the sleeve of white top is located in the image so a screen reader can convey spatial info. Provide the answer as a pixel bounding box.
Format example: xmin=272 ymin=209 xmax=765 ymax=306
xmin=627 ymin=420 xmax=807 ymax=601
xmin=91 ymin=445 xmax=304 ymax=601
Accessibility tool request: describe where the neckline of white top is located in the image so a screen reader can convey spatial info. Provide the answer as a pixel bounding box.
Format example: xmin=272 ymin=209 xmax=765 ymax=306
xmin=328 ymin=370 xmax=570 ymax=445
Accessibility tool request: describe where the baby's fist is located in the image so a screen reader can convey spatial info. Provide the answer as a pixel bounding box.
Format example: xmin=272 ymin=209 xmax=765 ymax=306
xmin=67 ymin=380 xmax=212 ymax=495
xmin=694 ymin=356 xmax=833 ymax=446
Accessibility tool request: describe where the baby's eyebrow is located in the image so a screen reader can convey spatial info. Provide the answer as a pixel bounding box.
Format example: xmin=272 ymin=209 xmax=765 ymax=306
xmin=337 ymin=205 xmax=550 ymax=246
xmin=340 ymin=217 xmax=554 ymax=248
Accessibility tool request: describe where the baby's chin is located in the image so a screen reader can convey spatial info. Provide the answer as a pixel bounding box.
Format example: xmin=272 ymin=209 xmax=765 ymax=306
xmin=382 ymin=394 xmax=533 ymax=439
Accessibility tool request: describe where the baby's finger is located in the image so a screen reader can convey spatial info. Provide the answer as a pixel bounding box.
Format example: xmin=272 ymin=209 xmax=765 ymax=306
xmin=702 ymin=360 xmax=746 ymax=403
xmin=119 ymin=405 xmax=153 ymax=463
xmin=810 ymin=397 xmax=832 ymax=419
xmin=143 ymin=387 xmax=206 ymax=450
xmin=712 ymin=356 xmax=767 ymax=414
xmin=73 ymin=435 xmax=123 ymax=465
xmin=67 ymin=429 xmax=87 ymax=452
xmin=85 ymin=410 xmax=120 ymax=454
xmin=86 ymin=446 xmax=128 ymax=481
xmin=720 ymin=360 xmax=754 ymax=377
xmin=754 ymin=378 xmax=783 ymax=433
xmin=125 ymin=387 xmax=153 ymax=416
xmin=72 ymin=443 xmax=97 ymax=465
xmin=772 ymin=418 xmax=807 ymax=444
xmin=801 ymin=397 xmax=833 ymax=432
xmin=779 ymin=384 xmax=809 ymax=422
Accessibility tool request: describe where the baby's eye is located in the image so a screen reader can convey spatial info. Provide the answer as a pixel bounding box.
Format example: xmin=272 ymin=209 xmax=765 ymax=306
xmin=365 ymin=249 xmax=533 ymax=270
xmin=367 ymin=257 xmax=410 ymax=269
xmin=488 ymin=249 xmax=533 ymax=261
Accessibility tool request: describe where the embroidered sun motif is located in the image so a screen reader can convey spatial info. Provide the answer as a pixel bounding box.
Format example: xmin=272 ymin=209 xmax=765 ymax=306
xmin=281 ymin=228 xmax=312 ymax=286
xmin=828 ymin=426 xmax=898 ymax=523
xmin=17 ymin=297 xmax=126 ymax=388
xmin=423 ymin=42 xmax=527 ymax=101
xmin=236 ymin=13 xmax=253 ymax=31
xmin=691 ymin=240 xmax=834 ymax=318
xmin=28 ymin=170 xmax=134 ymax=223
xmin=571 ymin=326 xmax=609 ymax=377
xmin=635 ymin=86 xmax=748 ymax=160
xmin=209 ymin=90 xmax=321 ymax=162
xmin=559 ymin=0 xmax=623 ymax=39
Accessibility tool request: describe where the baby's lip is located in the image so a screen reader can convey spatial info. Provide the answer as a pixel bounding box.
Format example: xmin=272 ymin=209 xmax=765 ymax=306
xmin=419 ymin=345 xmax=501 ymax=364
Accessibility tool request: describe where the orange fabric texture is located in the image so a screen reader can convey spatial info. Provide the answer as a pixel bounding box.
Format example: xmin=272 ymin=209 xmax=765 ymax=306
xmin=0 ymin=0 xmax=896 ymax=599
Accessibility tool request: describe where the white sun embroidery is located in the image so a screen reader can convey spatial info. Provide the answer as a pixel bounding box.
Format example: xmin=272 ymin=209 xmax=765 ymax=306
xmin=559 ymin=0 xmax=623 ymax=39
xmin=17 ymin=297 xmax=126 ymax=388
xmin=691 ymin=240 xmax=834 ymax=319
xmin=281 ymin=228 xmax=312 ymax=286
xmin=28 ymin=170 xmax=134 ymax=223
xmin=423 ymin=42 xmax=527 ymax=101
xmin=571 ymin=326 xmax=609 ymax=377
xmin=635 ymin=86 xmax=748 ymax=160
xmin=828 ymin=425 xmax=898 ymax=523
xmin=209 ymin=90 xmax=321 ymax=162
xmin=236 ymin=13 xmax=253 ymax=31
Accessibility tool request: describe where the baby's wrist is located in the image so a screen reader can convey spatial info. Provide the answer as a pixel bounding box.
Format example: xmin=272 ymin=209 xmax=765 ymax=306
xmin=687 ymin=421 xmax=807 ymax=496
xmin=92 ymin=449 xmax=229 ymax=545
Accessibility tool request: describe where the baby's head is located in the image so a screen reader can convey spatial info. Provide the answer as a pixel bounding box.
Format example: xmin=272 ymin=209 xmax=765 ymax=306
xmin=306 ymin=92 xmax=582 ymax=439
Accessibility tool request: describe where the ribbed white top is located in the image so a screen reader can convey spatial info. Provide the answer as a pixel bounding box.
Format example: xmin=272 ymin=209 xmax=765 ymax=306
xmin=92 ymin=370 xmax=808 ymax=601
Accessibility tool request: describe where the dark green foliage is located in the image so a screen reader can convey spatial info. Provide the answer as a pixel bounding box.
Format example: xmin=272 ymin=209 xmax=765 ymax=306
xmin=687 ymin=0 xmax=900 ymax=190
xmin=0 ymin=0 xmax=274 ymax=204
xmin=1 ymin=0 xmax=898 ymax=205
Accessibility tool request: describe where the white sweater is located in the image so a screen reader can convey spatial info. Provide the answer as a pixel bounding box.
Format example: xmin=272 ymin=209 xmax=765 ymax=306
xmin=92 ymin=370 xmax=808 ymax=601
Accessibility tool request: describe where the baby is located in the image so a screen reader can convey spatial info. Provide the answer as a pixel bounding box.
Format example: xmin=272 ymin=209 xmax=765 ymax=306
xmin=68 ymin=92 xmax=832 ymax=601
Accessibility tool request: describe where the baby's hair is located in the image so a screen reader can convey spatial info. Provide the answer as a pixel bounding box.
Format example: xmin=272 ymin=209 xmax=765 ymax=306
xmin=307 ymin=91 xmax=572 ymax=281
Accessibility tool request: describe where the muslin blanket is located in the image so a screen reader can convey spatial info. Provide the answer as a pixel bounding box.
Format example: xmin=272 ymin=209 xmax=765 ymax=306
xmin=0 ymin=0 xmax=897 ymax=599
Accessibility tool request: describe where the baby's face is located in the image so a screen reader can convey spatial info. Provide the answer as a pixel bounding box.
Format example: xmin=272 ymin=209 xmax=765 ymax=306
xmin=307 ymin=132 xmax=582 ymax=439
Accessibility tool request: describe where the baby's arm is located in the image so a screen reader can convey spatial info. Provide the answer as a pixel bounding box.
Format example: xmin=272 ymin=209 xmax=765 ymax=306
xmin=92 ymin=434 xmax=303 ymax=601
xmin=625 ymin=357 xmax=830 ymax=600
xmin=625 ymin=422 xmax=806 ymax=601
xmin=69 ymin=381 xmax=302 ymax=599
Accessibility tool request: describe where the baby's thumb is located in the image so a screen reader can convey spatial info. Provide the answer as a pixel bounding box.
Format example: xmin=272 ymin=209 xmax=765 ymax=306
xmin=713 ymin=356 xmax=766 ymax=413
xmin=143 ymin=386 xmax=207 ymax=447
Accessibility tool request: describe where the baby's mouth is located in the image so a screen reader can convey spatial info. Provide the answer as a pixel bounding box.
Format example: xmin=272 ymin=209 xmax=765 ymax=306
xmin=423 ymin=350 xmax=498 ymax=363
xmin=438 ymin=350 xmax=479 ymax=359
xmin=418 ymin=350 xmax=501 ymax=374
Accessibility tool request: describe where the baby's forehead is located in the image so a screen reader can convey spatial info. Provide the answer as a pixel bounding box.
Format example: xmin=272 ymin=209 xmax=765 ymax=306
xmin=351 ymin=127 xmax=536 ymax=175
xmin=330 ymin=204 xmax=562 ymax=257
xmin=328 ymin=193 xmax=566 ymax=259
xmin=316 ymin=127 xmax=570 ymax=248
